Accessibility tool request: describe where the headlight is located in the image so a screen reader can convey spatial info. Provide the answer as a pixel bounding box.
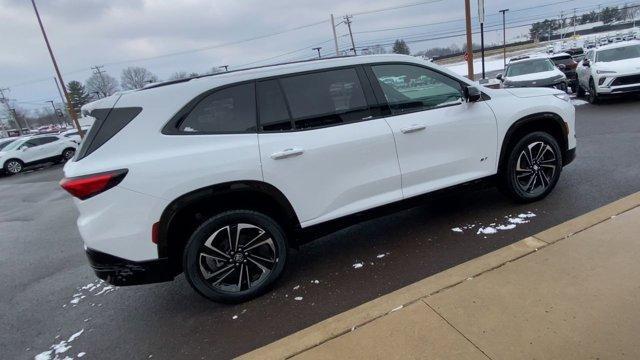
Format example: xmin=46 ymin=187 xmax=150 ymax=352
xmin=553 ymin=93 xmax=571 ymax=102
xmin=596 ymin=70 xmax=616 ymax=74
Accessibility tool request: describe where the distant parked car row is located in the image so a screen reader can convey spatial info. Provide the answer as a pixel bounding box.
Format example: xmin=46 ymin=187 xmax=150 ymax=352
xmin=0 ymin=134 xmax=79 ymax=175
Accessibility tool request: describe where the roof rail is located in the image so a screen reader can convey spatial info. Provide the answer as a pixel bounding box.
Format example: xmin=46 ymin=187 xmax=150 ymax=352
xmin=142 ymin=54 xmax=357 ymax=91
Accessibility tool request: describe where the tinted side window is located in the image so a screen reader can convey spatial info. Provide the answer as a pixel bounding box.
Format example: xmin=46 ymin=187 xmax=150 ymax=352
xmin=257 ymin=80 xmax=292 ymax=132
xmin=38 ymin=136 xmax=58 ymax=144
xmin=279 ymin=68 xmax=369 ymax=130
xmin=179 ymin=83 xmax=256 ymax=133
xmin=371 ymin=64 xmax=462 ymax=115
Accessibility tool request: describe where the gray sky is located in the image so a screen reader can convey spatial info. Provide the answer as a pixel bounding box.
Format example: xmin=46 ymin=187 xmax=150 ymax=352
xmin=0 ymin=0 xmax=627 ymax=112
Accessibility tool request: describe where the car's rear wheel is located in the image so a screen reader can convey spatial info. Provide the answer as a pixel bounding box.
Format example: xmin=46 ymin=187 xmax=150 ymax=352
xmin=61 ymin=148 xmax=76 ymax=163
xmin=4 ymin=159 xmax=23 ymax=175
xmin=183 ymin=210 xmax=288 ymax=303
xmin=500 ymin=132 xmax=562 ymax=203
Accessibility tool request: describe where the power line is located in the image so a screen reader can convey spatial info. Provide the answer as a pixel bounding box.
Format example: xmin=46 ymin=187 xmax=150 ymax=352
xmin=351 ymin=0 xmax=447 ymax=16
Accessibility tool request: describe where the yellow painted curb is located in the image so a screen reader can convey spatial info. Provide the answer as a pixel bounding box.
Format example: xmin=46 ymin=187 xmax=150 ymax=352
xmin=239 ymin=191 xmax=640 ymax=360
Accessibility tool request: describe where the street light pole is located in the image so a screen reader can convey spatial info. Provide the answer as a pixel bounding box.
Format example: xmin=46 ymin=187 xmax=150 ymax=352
xmin=478 ymin=0 xmax=486 ymax=80
xmin=499 ymin=9 xmax=510 ymax=69
xmin=30 ymin=0 xmax=84 ymax=138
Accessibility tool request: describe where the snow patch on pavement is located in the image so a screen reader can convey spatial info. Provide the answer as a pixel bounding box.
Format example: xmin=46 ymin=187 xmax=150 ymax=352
xmin=452 ymin=212 xmax=537 ymax=236
xmin=67 ymin=280 xmax=117 ymax=307
xmin=34 ymin=329 xmax=84 ymax=360
xmin=352 ymin=262 xmax=364 ymax=269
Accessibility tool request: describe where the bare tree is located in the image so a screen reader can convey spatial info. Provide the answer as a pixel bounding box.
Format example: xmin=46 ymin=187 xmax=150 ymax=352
xmin=168 ymin=71 xmax=189 ymax=81
xmin=85 ymin=72 xmax=119 ymax=98
xmin=120 ymin=66 xmax=158 ymax=90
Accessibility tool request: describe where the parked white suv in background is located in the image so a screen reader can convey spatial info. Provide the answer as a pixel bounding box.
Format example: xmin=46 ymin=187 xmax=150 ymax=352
xmin=1 ymin=135 xmax=77 ymax=175
xmin=61 ymin=54 xmax=576 ymax=303
xmin=577 ymin=41 xmax=640 ymax=103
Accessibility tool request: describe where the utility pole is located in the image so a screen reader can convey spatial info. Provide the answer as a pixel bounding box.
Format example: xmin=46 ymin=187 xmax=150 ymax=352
xmin=11 ymin=108 xmax=30 ymax=132
xmin=46 ymin=100 xmax=64 ymax=127
xmin=559 ymin=11 xmax=565 ymax=40
xmin=331 ymin=14 xmax=339 ymax=56
xmin=0 ymin=87 xmax=24 ymax=135
xmin=312 ymin=47 xmax=322 ymax=59
xmin=573 ymin=8 xmax=577 ymax=37
xmin=343 ymin=15 xmax=357 ymax=55
xmin=53 ymin=77 xmax=69 ymax=126
xmin=91 ymin=65 xmax=106 ymax=98
xmin=499 ymin=9 xmax=509 ymax=69
xmin=30 ymin=0 xmax=84 ymax=138
xmin=478 ymin=0 xmax=486 ymax=80
xmin=464 ymin=0 xmax=475 ymax=80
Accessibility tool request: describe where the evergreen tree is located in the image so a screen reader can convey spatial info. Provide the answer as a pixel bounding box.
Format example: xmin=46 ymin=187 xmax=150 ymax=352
xmin=66 ymin=80 xmax=92 ymax=113
xmin=392 ymin=39 xmax=411 ymax=55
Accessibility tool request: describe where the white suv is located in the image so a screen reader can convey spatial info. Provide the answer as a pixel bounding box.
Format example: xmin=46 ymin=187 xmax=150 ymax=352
xmin=61 ymin=54 xmax=576 ymax=303
xmin=577 ymin=41 xmax=640 ymax=103
xmin=1 ymin=135 xmax=77 ymax=175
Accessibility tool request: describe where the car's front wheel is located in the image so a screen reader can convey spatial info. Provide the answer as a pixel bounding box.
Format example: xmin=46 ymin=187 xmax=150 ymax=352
xmin=588 ymin=79 xmax=600 ymax=104
xmin=183 ymin=210 xmax=288 ymax=303
xmin=500 ymin=132 xmax=563 ymax=203
xmin=4 ymin=159 xmax=23 ymax=175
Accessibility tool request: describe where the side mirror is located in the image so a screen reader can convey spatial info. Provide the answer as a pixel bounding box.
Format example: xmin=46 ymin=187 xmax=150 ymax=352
xmin=20 ymin=146 xmax=28 ymax=151
xmin=464 ymin=86 xmax=482 ymax=103
xmin=496 ymin=73 xmax=503 ymax=81
xmin=583 ymin=59 xmax=590 ymax=67
xmin=558 ymin=64 xmax=566 ymax=70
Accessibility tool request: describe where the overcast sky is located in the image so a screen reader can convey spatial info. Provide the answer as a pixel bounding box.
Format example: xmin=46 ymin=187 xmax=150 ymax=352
xmin=0 ymin=0 xmax=627 ymax=112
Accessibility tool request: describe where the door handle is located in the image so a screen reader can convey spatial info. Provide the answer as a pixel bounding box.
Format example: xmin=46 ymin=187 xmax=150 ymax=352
xmin=400 ymin=124 xmax=427 ymax=134
xmin=270 ymin=147 xmax=304 ymax=160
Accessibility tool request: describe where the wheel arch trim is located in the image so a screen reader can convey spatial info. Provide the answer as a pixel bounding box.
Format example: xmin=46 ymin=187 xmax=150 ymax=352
xmin=156 ymin=180 xmax=300 ymax=258
xmin=498 ymin=112 xmax=568 ymax=172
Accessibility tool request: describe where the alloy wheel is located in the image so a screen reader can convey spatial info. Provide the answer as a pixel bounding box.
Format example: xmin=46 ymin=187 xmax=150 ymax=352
xmin=197 ymin=223 xmax=278 ymax=293
xmin=63 ymin=149 xmax=75 ymax=160
xmin=7 ymin=161 xmax=22 ymax=174
xmin=514 ymin=141 xmax=557 ymax=196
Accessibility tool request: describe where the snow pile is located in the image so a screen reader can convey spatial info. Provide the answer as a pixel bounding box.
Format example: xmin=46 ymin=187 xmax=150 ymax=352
xmin=34 ymin=329 xmax=84 ymax=360
xmin=352 ymin=262 xmax=364 ymax=269
xmin=451 ymin=212 xmax=537 ymax=236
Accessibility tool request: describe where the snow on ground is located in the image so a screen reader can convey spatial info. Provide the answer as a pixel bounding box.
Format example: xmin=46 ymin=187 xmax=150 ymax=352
xmin=66 ymin=280 xmax=116 ymax=308
xmin=34 ymin=329 xmax=85 ymax=360
xmin=452 ymin=212 xmax=537 ymax=237
xmin=352 ymin=262 xmax=364 ymax=269
xmin=572 ymin=98 xmax=589 ymax=106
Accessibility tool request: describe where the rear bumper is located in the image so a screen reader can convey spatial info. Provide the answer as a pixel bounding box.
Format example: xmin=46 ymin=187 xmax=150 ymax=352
xmin=85 ymin=247 xmax=175 ymax=286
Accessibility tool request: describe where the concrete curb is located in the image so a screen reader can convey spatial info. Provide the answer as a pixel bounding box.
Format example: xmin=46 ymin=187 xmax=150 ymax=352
xmin=239 ymin=191 xmax=640 ymax=360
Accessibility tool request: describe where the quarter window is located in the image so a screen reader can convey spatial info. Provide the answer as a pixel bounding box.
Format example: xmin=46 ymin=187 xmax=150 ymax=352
xmin=371 ymin=64 xmax=463 ymax=115
xmin=278 ymin=68 xmax=370 ymax=130
xmin=179 ymin=83 xmax=256 ymax=133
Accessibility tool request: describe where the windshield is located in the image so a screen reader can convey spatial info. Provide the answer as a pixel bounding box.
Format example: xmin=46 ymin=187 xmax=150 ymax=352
xmin=506 ymin=59 xmax=555 ymax=77
xmin=596 ymin=45 xmax=640 ymax=62
xmin=2 ymin=138 xmax=27 ymax=152
xmin=0 ymin=139 xmax=17 ymax=150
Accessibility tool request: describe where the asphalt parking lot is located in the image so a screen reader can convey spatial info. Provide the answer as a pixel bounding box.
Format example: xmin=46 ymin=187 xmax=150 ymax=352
xmin=2 ymin=97 xmax=640 ymax=360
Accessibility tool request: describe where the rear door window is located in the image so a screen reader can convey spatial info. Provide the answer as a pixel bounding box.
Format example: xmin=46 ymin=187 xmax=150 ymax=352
xmin=278 ymin=68 xmax=370 ymax=130
xmin=179 ymin=83 xmax=256 ymax=133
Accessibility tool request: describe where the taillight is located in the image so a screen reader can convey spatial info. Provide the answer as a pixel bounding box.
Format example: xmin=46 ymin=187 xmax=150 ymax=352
xmin=60 ymin=169 xmax=128 ymax=200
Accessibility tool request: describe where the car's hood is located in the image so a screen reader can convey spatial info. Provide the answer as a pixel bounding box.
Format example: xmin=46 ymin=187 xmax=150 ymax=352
xmin=594 ymin=58 xmax=640 ymax=74
xmin=505 ymin=87 xmax=563 ymax=98
xmin=506 ymin=69 xmax=563 ymax=82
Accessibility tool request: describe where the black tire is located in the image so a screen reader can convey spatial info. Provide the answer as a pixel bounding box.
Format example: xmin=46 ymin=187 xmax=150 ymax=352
xmin=4 ymin=159 xmax=24 ymax=175
xmin=500 ymin=132 xmax=563 ymax=203
xmin=570 ymin=83 xmax=578 ymax=95
xmin=576 ymin=84 xmax=586 ymax=98
xmin=60 ymin=148 xmax=76 ymax=163
xmin=183 ymin=210 xmax=288 ymax=303
xmin=588 ymin=79 xmax=599 ymax=104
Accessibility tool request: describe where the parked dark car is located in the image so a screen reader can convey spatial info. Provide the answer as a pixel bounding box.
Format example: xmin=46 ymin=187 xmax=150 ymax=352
xmin=549 ymin=53 xmax=578 ymax=93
